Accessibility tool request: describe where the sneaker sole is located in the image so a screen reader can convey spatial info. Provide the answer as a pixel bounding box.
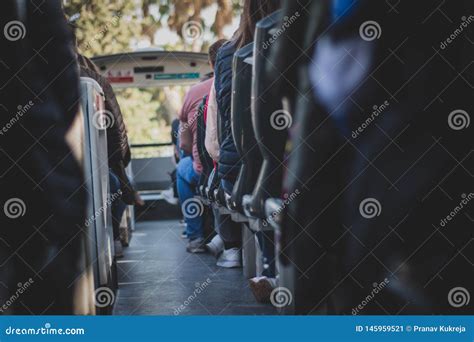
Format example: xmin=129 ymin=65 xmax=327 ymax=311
xmin=186 ymin=247 xmax=206 ymax=254
xmin=216 ymin=260 xmax=242 ymax=268
xmin=206 ymin=242 xmax=223 ymax=257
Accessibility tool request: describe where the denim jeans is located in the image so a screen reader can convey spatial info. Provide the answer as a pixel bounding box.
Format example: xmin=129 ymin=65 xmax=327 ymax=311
xmin=256 ymin=231 xmax=276 ymax=278
xmin=177 ymin=156 xmax=202 ymax=240
xmin=109 ymin=170 xmax=127 ymax=240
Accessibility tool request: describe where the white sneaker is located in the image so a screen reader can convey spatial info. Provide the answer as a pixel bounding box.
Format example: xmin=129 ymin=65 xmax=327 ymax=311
xmin=161 ymin=188 xmax=178 ymax=205
xmin=206 ymin=235 xmax=224 ymax=257
xmin=114 ymin=239 xmax=124 ymax=258
xmin=216 ymin=248 xmax=242 ymax=268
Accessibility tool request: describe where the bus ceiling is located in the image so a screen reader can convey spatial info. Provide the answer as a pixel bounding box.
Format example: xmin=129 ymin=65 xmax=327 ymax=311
xmin=91 ymin=50 xmax=212 ymax=89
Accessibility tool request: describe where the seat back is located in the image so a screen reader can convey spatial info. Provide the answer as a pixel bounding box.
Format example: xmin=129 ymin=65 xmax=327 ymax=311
xmin=229 ymin=42 xmax=256 ymax=212
xmin=246 ymin=10 xmax=285 ymax=218
xmin=80 ymin=77 xmax=117 ymax=313
xmin=196 ymin=95 xmax=213 ymax=197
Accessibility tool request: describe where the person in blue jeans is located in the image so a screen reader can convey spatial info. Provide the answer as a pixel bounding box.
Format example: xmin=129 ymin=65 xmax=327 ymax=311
xmin=177 ymin=41 xmax=225 ymax=253
xmin=176 ymin=155 xmax=204 ymax=252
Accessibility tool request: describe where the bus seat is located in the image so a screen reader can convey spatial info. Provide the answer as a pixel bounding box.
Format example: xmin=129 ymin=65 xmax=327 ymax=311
xmin=229 ymin=43 xmax=256 ymax=214
xmin=245 ymin=10 xmax=285 ymax=219
xmin=196 ymin=95 xmax=213 ymax=199
xmin=80 ymin=77 xmax=117 ymax=313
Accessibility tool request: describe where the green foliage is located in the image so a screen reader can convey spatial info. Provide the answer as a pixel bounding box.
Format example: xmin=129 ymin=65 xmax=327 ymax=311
xmin=63 ymin=1 xmax=241 ymax=158
xmin=114 ymin=88 xmax=174 ymax=158
xmin=64 ymin=0 xmax=141 ymax=57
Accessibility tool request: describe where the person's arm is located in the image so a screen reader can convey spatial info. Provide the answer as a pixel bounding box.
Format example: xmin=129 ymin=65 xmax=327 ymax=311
xmin=205 ymin=79 xmax=220 ymax=161
xmin=179 ymin=92 xmax=193 ymax=155
xmin=102 ymin=78 xmax=131 ymax=167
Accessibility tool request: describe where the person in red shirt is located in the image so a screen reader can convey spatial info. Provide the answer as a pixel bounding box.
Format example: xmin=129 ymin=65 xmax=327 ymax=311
xmin=177 ymin=40 xmax=226 ymax=253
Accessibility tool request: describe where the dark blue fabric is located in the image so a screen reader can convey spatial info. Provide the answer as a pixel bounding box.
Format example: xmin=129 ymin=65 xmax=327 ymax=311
xmin=177 ymin=156 xmax=203 ymax=240
xmin=109 ymin=170 xmax=127 ymax=240
xmin=214 ymin=41 xmax=241 ymax=181
xmin=332 ymin=0 xmax=359 ymax=22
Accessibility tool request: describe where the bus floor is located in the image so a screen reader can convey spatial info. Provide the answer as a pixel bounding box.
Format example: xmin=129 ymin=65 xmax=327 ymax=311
xmin=113 ymin=219 xmax=277 ymax=315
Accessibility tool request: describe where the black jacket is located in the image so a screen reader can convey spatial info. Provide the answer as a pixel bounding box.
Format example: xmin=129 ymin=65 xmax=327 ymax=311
xmin=214 ymin=41 xmax=241 ymax=181
xmin=78 ymin=55 xmax=131 ymax=169
xmin=0 ymin=0 xmax=85 ymax=314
